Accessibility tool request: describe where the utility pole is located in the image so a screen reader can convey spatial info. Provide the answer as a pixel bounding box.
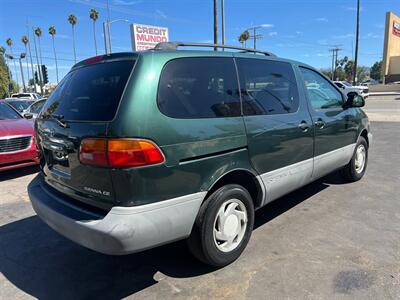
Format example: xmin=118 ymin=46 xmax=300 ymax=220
xmin=353 ymin=0 xmax=360 ymax=85
xmin=26 ymin=22 xmax=37 ymax=92
xmin=329 ymin=47 xmax=341 ymax=81
xmin=106 ymin=0 xmax=112 ymax=53
xmin=213 ymin=0 xmax=218 ymax=50
xmin=221 ymin=0 xmax=225 ymax=46
xmin=330 ymin=49 xmax=335 ymax=80
xmin=249 ymin=26 xmax=263 ymax=49
xmin=103 ymin=22 xmax=109 ymax=55
xmin=32 ymin=28 xmax=43 ymax=95
xmin=18 ymin=53 xmax=26 ymax=92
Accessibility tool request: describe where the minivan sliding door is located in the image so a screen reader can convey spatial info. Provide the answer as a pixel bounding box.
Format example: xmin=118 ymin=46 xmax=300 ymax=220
xmin=236 ymin=57 xmax=314 ymax=205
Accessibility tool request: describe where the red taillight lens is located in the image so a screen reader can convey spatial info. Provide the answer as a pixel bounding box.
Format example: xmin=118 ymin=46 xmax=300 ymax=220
xmin=108 ymin=139 xmax=164 ymax=167
xmin=79 ymin=139 xmax=108 ymax=167
xmin=84 ymin=55 xmax=104 ymax=64
xmin=79 ymin=138 xmax=164 ymax=168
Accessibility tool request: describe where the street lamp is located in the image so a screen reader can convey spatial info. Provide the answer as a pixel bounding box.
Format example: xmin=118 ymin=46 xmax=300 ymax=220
xmin=103 ymin=19 xmax=129 ymax=55
xmin=18 ymin=53 xmax=27 ymax=92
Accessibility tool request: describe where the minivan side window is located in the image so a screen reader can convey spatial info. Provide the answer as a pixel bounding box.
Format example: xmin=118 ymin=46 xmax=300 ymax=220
xmin=300 ymin=67 xmax=344 ymax=110
xmin=158 ymin=57 xmax=241 ymax=118
xmin=237 ymin=58 xmax=299 ymax=115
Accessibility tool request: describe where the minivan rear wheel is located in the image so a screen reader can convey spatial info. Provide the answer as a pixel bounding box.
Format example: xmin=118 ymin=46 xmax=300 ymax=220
xmin=187 ymin=184 xmax=254 ymax=267
xmin=340 ymin=136 xmax=368 ymax=182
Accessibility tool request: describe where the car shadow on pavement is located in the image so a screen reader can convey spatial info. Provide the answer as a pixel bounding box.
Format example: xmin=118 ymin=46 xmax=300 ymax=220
xmin=0 ymin=165 xmax=39 ymax=182
xmin=0 ymin=171 xmax=345 ymax=299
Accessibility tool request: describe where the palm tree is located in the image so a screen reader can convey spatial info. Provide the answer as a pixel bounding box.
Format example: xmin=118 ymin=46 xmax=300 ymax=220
xmin=0 ymin=46 xmax=5 ymax=55
xmin=6 ymin=38 xmax=19 ymax=86
xmin=68 ymin=14 xmax=78 ymax=63
xmin=90 ymin=8 xmax=99 ymax=55
xmin=21 ymin=36 xmax=31 ymax=88
xmin=238 ymin=30 xmax=250 ymax=47
xmin=34 ymin=28 xmax=43 ymax=67
xmin=48 ymin=26 xmax=59 ymax=83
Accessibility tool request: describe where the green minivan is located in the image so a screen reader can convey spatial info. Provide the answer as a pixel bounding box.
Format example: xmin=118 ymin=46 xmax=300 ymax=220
xmin=28 ymin=42 xmax=372 ymax=266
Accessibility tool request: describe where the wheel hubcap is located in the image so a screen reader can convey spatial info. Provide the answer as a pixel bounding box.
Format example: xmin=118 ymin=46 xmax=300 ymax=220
xmin=355 ymin=144 xmax=366 ymax=173
xmin=213 ymin=199 xmax=248 ymax=252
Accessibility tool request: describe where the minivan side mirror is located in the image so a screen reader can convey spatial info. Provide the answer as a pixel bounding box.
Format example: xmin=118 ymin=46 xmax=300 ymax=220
xmin=345 ymin=94 xmax=365 ymax=108
xmin=24 ymin=113 xmax=33 ymax=119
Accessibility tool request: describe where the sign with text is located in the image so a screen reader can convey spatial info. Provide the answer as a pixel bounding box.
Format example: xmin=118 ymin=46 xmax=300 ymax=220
xmin=393 ymin=21 xmax=400 ymax=37
xmin=130 ymin=23 xmax=169 ymax=51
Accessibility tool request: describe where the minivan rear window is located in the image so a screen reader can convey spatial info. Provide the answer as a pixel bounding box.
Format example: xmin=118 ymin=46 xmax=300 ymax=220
xmin=41 ymin=60 xmax=135 ymax=121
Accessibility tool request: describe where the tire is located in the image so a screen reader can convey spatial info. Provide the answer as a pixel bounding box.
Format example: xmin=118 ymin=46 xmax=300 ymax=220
xmin=187 ymin=184 xmax=254 ymax=267
xmin=340 ymin=136 xmax=368 ymax=182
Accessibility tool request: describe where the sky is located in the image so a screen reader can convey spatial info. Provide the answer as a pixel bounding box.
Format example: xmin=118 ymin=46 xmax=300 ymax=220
xmin=0 ymin=0 xmax=399 ymax=84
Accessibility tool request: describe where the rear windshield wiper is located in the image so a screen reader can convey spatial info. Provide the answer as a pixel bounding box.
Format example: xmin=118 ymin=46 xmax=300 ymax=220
xmin=43 ymin=113 xmax=69 ymax=128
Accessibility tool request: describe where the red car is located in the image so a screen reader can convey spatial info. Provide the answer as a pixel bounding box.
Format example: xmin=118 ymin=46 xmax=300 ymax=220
xmin=0 ymin=100 xmax=39 ymax=171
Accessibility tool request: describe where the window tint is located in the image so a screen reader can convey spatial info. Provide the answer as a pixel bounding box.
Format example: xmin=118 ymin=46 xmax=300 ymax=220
xmin=300 ymin=68 xmax=344 ymax=109
xmin=30 ymin=100 xmax=45 ymax=113
xmin=6 ymin=100 xmax=31 ymax=112
xmin=158 ymin=57 xmax=241 ymax=118
xmin=41 ymin=60 xmax=135 ymax=121
xmin=237 ymin=58 xmax=299 ymax=115
xmin=0 ymin=102 xmax=21 ymax=119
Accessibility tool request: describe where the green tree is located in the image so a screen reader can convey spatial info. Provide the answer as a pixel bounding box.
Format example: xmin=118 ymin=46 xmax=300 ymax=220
xmin=356 ymin=66 xmax=368 ymax=83
xmin=0 ymin=52 xmax=10 ymax=97
xmin=0 ymin=53 xmax=18 ymax=98
xmin=238 ymin=30 xmax=250 ymax=47
xmin=344 ymin=60 xmax=354 ymax=82
xmin=370 ymin=60 xmax=382 ymax=81
xmin=320 ymin=68 xmax=332 ymax=79
xmin=68 ymin=14 xmax=78 ymax=63
xmin=48 ymin=26 xmax=59 ymax=83
xmin=90 ymin=8 xmax=99 ymax=55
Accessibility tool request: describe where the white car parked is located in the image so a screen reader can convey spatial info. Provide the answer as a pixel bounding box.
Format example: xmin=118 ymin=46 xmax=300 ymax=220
xmin=334 ymin=81 xmax=369 ymax=99
xmin=11 ymin=93 xmax=42 ymax=100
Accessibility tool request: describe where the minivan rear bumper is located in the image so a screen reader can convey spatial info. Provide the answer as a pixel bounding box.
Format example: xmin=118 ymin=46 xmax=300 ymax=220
xmin=28 ymin=174 xmax=206 ymax=255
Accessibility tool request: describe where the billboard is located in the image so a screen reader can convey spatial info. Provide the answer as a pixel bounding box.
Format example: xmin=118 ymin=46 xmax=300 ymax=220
xmin=130 ymin=23 xmax=169 ymax=51
xmin=382 ymin=12 xmax=400 ymax=83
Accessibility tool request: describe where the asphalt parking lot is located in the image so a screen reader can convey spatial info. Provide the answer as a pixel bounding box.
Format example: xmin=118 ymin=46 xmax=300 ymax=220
xmin=0 ymin=96 xmax=399 ymax=300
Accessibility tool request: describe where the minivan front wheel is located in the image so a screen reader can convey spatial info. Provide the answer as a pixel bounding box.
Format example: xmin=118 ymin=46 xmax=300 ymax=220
xmin=340 ymin=136 xmax=368 ymax=182
xmin=187 ymin=184 xmax=254 ymax=267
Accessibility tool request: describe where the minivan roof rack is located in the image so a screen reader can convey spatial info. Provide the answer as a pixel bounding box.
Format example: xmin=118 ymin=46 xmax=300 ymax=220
xmin=153 ymin=42 xmax=276 ymax=57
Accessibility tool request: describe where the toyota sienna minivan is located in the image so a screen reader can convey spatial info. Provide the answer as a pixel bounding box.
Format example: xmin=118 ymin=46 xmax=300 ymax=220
xmin=28 ymin=42 xmax=372 ymax=266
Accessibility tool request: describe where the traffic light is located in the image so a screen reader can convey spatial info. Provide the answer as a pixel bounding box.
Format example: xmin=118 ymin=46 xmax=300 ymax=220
xmin=41 ymin=65 xmax=48 ymax=84
xmin=34 ymin=71 xmax=40 ymax=85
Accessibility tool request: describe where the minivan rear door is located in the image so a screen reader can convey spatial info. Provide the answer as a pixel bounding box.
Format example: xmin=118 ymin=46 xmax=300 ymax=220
xmin=36 ymin=57 xmax=136 ymax=210
xmin=236 ymin=57 xmax=314 ymax=205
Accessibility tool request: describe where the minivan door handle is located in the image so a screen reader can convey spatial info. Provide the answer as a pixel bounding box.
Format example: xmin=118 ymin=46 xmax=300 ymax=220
xmin=298 ymin=121 xmax=310 ymax=132
xmin=315 ymin=118 xmax=326 ymax=129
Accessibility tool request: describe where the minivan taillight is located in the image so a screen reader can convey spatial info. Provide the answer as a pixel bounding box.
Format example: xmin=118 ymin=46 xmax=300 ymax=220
xmin=79 ymin=138 xmax=164 ymax=168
